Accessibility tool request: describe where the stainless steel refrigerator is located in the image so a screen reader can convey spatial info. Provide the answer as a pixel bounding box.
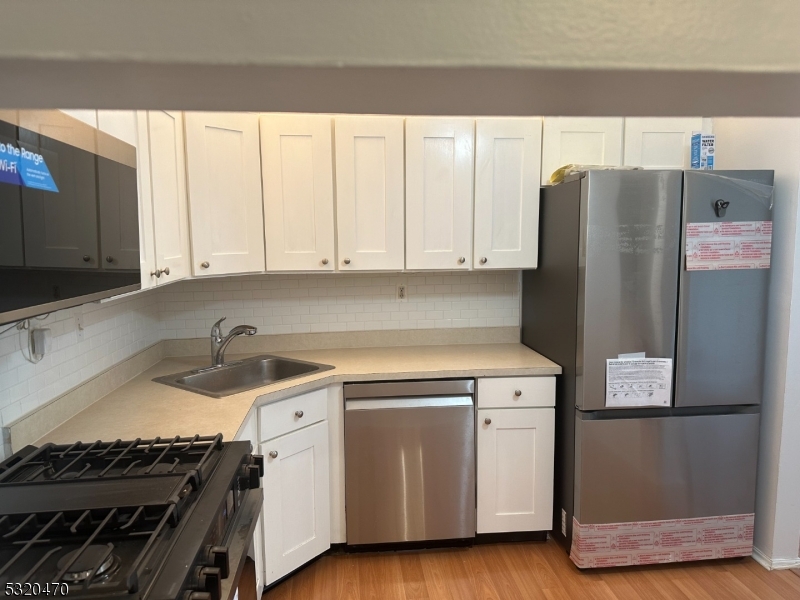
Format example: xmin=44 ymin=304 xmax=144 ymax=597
xmin=522 ymin=169 xmax=774 ymax=568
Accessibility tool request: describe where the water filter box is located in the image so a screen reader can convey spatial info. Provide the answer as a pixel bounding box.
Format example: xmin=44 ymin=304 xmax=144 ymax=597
xmin=691 ymin=132 xmax=715 ymax=170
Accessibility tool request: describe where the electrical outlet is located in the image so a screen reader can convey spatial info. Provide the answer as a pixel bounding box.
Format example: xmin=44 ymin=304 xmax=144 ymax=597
xmin=75 ymin=313 xmax=85 ymax=341
xmin=396 ymin=284 xmax=408 ymax=302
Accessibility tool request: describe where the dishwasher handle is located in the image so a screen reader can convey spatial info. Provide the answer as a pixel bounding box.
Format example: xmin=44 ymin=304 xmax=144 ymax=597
xmin=345 ymin=395 xmax=474 ymax=411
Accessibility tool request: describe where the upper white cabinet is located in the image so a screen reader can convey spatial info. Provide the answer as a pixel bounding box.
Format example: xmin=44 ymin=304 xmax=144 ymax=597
xmin=474 ymin=118 xmax=542 ymax=270
xmin=147 ymin=110 xmax=191 ymax=283
xmin=541 ymin=117 xmax=623 ymax=184
xmin=261 ymin=114 xmax=335 ymax=271
xmin=184 ymin=112 xmax=266 ymax=276
xmin=134 ymin=112 xmax=158 ymax=289
xmin=334 ymin=116 xmax=405 ymax=271
xmin=405 ymin=117 xmax=474 ymax=270
xmin=97 ymin=110 xmax=137 ymax=147
xmin=623 ymin=117 xmax=704 ymax=168
xmin=60 ymin=109 xmax=97 ymax=129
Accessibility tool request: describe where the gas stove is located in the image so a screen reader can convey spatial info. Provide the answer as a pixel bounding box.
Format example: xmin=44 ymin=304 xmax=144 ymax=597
xmin=0 ymin=435 xmax=263 ymax=600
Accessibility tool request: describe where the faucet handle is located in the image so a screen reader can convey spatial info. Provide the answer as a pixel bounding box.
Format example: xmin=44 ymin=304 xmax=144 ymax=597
xmin=211 ymin=317 xmax=226 ymax=336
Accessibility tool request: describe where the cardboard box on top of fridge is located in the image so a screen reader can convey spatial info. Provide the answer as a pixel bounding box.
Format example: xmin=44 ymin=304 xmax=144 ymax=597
xmin=691 ymin=132 xmax=715 ymax=170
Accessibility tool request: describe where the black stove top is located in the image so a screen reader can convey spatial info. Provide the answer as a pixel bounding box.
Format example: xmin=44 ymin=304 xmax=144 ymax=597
xmin=0 ymin=435 xmax=263 ymax=600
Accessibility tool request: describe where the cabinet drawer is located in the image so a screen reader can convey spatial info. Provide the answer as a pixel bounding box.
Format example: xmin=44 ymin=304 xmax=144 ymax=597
xmin=259 ymin=388 xmax=328 ymax=442
xmin=477 ymin=376 xmax=555 ymax=409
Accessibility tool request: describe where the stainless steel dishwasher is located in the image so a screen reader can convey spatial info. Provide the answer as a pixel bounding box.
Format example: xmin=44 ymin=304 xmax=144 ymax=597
xmin=344 ymin=379 xmax=476 ymax=546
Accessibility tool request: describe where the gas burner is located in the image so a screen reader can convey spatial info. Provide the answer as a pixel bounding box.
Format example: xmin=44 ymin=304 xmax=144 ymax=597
xmin=56 ymin=545 xmax=120 ymax=583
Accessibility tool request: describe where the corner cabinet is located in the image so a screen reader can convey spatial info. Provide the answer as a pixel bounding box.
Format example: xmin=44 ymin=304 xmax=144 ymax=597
xmin=476 ymin=376 xmax=555 ymax=533
xmin=405 ymin=117 xmax=475 ymax=270
xmin=184 ymin=112 xmax=266 ymax=277
xmin=334 ymin=116 xmax=405 ymax=271
xmin=259 ymin=389 xmax=331 ymax=586
xmin=260 ymin=114 xmax=336 ymax=271
xmin=473 ymin=118 xmax=542 ymax=270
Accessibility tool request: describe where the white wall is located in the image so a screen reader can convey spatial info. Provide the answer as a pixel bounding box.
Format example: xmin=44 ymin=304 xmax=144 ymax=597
xmin=714 ymin=118 xmax=800 ymax=567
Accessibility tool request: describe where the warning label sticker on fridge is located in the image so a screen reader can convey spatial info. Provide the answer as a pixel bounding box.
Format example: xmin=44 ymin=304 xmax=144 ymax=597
xmin=605 ymin=358 xmax=672 ymax=408
xmin=685 ymin=221 xmax=772 ymax=271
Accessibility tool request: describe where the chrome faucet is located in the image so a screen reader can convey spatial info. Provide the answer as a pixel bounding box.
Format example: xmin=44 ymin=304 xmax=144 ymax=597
xmin=210 ymin=317 xmax=257 ymax=366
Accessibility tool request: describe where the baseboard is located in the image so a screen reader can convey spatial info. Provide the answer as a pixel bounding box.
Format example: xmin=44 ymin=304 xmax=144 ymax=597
xmin=752 ymin=546 xmax=800 ymax=570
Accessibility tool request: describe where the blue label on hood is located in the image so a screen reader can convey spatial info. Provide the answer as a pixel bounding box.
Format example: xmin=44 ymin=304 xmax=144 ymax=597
xmin=0 ymin=141 xmax=59 ymax=192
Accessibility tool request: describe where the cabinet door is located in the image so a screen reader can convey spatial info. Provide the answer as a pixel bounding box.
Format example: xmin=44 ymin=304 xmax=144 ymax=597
xmin=623 ymin=117 xmax=704 ymax=168
xmin=97 ymin=112 xmax=140 ymax=271
xmin=19 ymin=113 xmax=99 ymax=269
xmin=134 ymin=112 xmax=158 ymax=289
xmin=262 ymin=421 xmax=330 ymax=585
xmin=148 ymin=110 xmax=191 ymax=283
xmin=334 ymin=116 xmax=404 ymax=271
xmin=477 ymin=408 xmax=554 ymax=533
xmin=261 ymin=114 xmax=335 ymax=271
xmin=184 ymin=112 xmax=265 ymax=276
xmin=405 ymin=117 xmax=474 ymax=270
xmin=474 ymin=118 xmax=542 ymax=269
xmin=541 ymin=117 xmax=623 ymax=184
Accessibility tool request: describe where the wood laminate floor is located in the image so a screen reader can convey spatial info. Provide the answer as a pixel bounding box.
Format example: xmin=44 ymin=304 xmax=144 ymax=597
xmin=262 ymin=539 xmax=800 ymax=600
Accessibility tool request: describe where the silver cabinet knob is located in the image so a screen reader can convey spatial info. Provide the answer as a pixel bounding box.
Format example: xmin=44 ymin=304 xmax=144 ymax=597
xmin=321 ymin=258 xmax=329 ymax=265
xmin=514 ymin=389 xmax=522 ymax=397
xmin=162 ymin=267 xmax=170 ymax=276
xmin=295 ymin=410 xmax=304 ymax=418
xmin=151 ymin=269 xmax=161 ymax=278
xmin=458 ymin=257 xmax=466 ymax=264
xmin=480 ymin=257 xmax=488 ymax=264
xmin=106 ymin=256 xmax=114 ymax=263
xmin=484 ymin=417 xmax=492 ymax=425
xmin=269 ymin=450 xmax=278 ymax=459
xmin=201 ymin=261 xmax=210 ymax=269
xmin=82 ymin=255 xmax=91 ymax=263
xmin=343 ymin=258 xmax=351 ymax=265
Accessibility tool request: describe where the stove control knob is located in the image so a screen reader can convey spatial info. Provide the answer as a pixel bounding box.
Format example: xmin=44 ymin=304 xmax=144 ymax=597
xmin=204 ymin=545 xmax=230 ymax=578
xmin=183 ymin=593 xmax=211 ymax=600
xmin=192 ymin=566 xmax=222 ymax=600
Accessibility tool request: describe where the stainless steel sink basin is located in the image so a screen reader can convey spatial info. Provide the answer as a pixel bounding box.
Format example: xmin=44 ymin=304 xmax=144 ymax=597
xmin=153 ymin=354 xmax=334 ymax=398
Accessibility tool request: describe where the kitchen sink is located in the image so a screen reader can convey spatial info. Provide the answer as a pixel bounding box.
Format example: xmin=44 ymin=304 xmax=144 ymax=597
xmin=153 ymin=354 xmax=334 ymax=398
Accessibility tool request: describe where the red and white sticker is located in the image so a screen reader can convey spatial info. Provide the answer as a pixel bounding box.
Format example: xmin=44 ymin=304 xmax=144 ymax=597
xmin=686 ymin=221 xmax=772 ymax=271
xmin=569 ymin=513 xmax=754 ymax=569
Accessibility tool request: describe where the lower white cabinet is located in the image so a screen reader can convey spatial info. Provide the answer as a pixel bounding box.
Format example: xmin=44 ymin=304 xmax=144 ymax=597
xmin=261 ymin=420 xmax=331 ymax=585
xmin=476 ymin=407 xmax=555 ymax=533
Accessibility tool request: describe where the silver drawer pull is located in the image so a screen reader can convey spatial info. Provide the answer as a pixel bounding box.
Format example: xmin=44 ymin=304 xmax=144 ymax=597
xmin=480 ymin=257 xmax=487 ymax=264
xmin=269 ymin=450 xmax=278 ymax=459
xmin=201 ymin=261 xmax=210 ymax=269
xmin=322 ymin=258 xmax=328 ymax=265
xmin=343 ymin=258 xmax=351 ymax=265
xmin=458 ymin=256 xmax=466 ymax=264
xmin=514 ymin=389 xmax=522 ymax=397
xmin=484 ymin=417 xmax=492 ymax=425
xmin=295 ymin=410 xmax=304 ymax=418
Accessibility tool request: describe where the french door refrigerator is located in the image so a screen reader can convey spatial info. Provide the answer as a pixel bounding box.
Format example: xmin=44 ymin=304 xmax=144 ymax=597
xmin=522 ymin=169 xmax=774 ymax=568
